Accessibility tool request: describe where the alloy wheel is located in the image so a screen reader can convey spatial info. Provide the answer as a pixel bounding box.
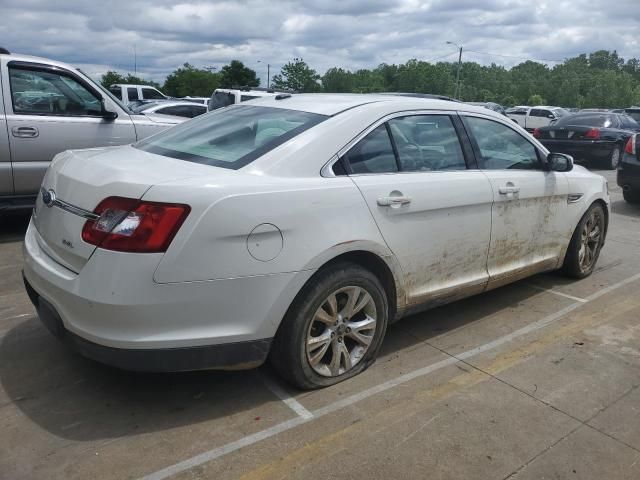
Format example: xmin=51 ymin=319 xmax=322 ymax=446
xmin=305 ymin=286 xmax=378 ymax=377
xmin=578 ymin=209 xmax=602 ymax=272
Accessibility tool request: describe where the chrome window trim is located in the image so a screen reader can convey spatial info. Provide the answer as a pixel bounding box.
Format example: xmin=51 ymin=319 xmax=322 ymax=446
xmin=320 ymin=109 xmax=466 ymax=178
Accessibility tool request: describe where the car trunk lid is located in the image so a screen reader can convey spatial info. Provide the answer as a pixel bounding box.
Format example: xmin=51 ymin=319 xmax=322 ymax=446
xmin=33 ymin=145 xmax=222 ymax=272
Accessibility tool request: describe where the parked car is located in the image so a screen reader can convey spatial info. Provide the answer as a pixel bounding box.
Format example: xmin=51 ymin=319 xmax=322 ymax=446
xmin=23 ymin=94 xmax=609 ymax=389
xmin=0 ymin=49 xmax=184 ymax=211
xmin=180 ymin=96 xmax=210 ymax=105
xmin=108 ymin=84 xmax=169 ymax=105
xmin=507 ymin=106 xmax=569 ymax=131
xmin=132 ymin=101 xmax=207 ymax=119
xmin=467 ymin=101 xmax=507 ymax=116
xmin=208 ymin=87 xmax=283 ymax=111
xmin=624 ymin=107 xmax=640 ymax=124
xmin=533 ymin=112 xmax=640 ymax=169
xmin=618 ymin=134 xmax=640 ymax=203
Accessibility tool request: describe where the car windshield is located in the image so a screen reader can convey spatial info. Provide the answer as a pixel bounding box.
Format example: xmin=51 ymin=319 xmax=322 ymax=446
xmin=555 ymin=114 xmax=616 ymax=128
xmin=135 ymin=105 xmax=327 ymax=169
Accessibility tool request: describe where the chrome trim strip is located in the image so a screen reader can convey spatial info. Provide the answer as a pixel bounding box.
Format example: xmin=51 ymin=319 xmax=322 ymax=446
xmin=53 ymin=198 xmax=100 ymax=220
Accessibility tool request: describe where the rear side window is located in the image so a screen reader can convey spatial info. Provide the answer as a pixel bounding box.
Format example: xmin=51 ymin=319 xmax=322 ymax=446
xmin=465 ymin=117 xmax=540 ymax=170
xmin=240 ymin=95 xmax=260 ymax=102
xmin=342 ymin=125 xmax=398 ymax=174
xmin=388 ymin=115 xmax=466 ymax=171
xmin=135 ymin=105 xmax=326 ymax=170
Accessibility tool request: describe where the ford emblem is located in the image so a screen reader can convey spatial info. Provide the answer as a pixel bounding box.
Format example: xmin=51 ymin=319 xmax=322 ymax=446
xmin=41 ymin=188 xmax=56 ymax=207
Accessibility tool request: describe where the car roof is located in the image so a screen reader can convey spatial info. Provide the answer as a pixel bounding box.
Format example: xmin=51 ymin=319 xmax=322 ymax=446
xmin=0 ymin=51 xmax=80 ymax=71
xmin=238 ymin=93 xmax=497 ymax=117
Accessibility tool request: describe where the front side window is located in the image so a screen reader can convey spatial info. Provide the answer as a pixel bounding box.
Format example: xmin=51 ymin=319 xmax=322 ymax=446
xmin=388 ymin=115 xmax=466 ymax=171
xmin=342 ymin=125 xmax=398 ymax=174
xmin=142 ymin=88 xmax=165 ymax=100
xmin=135 ymin=105 xmax=326 ymax=169
xmin=465 ymin=117 xmax=540 ymax=170
xmin=9 ymin=66 xmax=101 ymax=116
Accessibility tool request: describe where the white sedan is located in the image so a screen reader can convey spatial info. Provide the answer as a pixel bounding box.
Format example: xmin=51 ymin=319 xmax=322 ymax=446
xmin=23 ymin=94 xmax=609 ymax=389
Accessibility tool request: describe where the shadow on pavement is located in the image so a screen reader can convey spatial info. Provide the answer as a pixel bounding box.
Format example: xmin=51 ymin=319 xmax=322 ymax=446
xmin=0 ymin=212 xmax=30 ymax=244
xmin=0 ymin=279 xmax=544 ymax=442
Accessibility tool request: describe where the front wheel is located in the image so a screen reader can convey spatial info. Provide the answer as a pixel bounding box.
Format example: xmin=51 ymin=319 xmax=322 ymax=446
xmin=623 ymin=189 xmax=640 ymax=204
xmin=270 ymin=262 xmax=389 ymax=389
xmin=562 ymin=204 xmax=605 ymax=278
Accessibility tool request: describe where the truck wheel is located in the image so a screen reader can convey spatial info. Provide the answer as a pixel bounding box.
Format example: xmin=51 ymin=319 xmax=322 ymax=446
xmin=270 ymin=262 xmax=388 ymax=390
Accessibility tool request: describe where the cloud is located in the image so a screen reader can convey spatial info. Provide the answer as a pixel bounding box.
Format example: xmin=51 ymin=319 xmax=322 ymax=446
xmin=0 ymin=0 xmax=635 ymax=85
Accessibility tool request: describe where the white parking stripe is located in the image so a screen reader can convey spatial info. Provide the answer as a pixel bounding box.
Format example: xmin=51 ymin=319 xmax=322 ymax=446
xmin=526 ymin=283 xmax=588 ymax=303
xmin=260 ymin=375 xmax=314 ymax=420
xmin=140 ymin=271 xmax=640 ymax=480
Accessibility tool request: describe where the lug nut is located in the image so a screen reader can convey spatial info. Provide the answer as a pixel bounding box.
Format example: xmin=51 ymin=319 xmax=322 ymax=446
xmin=331 ymin=332 xmax=335 ymax=338
xmin=346 ymin=327 xmax=351 ymax=333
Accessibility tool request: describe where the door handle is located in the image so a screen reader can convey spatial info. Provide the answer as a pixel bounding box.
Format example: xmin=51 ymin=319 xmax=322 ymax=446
xmin=377 ymin=196 xmax=412 ymax=206
xmin=498 ymin=182 xmax=520 ymax=195
xmin=11 ymin=126 xmax=39 ymax=138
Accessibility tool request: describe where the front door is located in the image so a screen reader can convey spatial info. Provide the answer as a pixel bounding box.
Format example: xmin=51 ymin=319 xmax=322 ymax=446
xmin=342 ymin=113 xmax=494 ymax=307
xmin=462 ymin=114 xmax=569 ymax=289
xmin=2 ymin=61 xmax=136 ymax=195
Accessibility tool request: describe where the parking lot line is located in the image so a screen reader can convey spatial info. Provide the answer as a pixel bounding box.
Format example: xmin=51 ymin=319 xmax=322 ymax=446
xmin=526 ymin=283 xmax=588 ymax=303
xmin=260 ymin=375 xmax=314 ymax=420
xmin=141 ymin=271 xmax=640 ymax=480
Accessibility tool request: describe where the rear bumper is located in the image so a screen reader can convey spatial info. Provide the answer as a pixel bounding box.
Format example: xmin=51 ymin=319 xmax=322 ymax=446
xmin=24 ymin=276 xmax=271 ymax=371
xmin=540 ymin=140 xmax=616 ymax=162
xmin=22 ymin=218 xmax=313 ymax=371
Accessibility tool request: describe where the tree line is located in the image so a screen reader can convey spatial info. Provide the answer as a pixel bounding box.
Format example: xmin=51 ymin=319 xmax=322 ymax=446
xmin=100 ymin=50 xmax=640 ymax=108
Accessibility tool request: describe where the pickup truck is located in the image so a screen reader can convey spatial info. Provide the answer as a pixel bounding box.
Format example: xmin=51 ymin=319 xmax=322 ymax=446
xmin=108 ymin=84 xmax=169 ymax=105
xmin=0 ymin=49 xmax=182 ymax=211
xmin=506 ymin=106 xmax=569 ymax=132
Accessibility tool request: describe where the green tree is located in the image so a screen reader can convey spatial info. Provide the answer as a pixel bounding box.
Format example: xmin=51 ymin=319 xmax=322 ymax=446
xmin=527 ymin=94 xmax=546 ymax=106
xmin=271 ymin=58 xmax=321 ymax=92
xmin=163 ymin=63 xmax=220 ymax=97
xmin=322 ymin=67 xmax=353 ymax=92
xmin=100 ymin=71 xmax=160 ymax=89
xmin=218 ymin=60 xmax=259 ymax=88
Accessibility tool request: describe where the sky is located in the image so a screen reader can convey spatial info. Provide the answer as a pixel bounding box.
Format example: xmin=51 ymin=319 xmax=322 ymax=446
xmin=1 ymin=0 xmax=638 ymax=85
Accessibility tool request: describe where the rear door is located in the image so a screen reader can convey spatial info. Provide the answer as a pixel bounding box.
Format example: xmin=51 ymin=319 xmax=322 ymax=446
xmin=343 ymin=112 xmax=494 ymax=307
xmin=2 ymin=61 xmax=137 ymax=195
xmin=0 ymin=58 xmax=12 ymax=196
xmin=461 ymin=113 xmax=569 ymax=289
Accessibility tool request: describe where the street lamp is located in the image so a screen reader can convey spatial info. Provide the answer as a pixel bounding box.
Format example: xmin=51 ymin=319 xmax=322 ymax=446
xmin=257 ymin=60 xmax=271 ymax=89
xmin=446 ymin=41 xmax=463 ymax=99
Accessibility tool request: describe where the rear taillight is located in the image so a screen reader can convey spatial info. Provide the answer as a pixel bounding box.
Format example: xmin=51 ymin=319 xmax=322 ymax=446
xmin=625 ymin=135 xmax=636 ymax=155
xmin=584 ymin=128 xmax=600 ymax=139
xmin=532 ymin=128 xmax=541 ymax=138
xmin=82 ymin=197 xmax=190 ymax=253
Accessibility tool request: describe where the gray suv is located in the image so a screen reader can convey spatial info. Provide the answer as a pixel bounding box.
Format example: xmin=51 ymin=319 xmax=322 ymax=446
xmin=0 ymin=49 xmax=183 ymax=211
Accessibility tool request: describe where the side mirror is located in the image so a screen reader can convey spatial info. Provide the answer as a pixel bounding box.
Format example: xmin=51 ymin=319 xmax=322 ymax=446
xmin=101 ymin=99 xmax=118 ymax=121
xmin=547 ymin=114 xmax=555 ymax=119
xmin=547 ymin=153 xmax=573 ymax=172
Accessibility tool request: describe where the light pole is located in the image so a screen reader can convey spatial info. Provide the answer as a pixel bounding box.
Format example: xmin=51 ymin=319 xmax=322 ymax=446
xmin=257 ymin=60 xmax=271 ymax=89
xmin=446 ymin=41 xmax=463 ymax=99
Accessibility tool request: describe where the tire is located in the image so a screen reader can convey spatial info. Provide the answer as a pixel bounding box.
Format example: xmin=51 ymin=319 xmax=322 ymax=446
xmin=623 ymin=189 xmax=640 ymax=204
xmin=602 ymin=145 xmax=622 ymax=170
xmin=562 ymin=203 xmax=606 ymax=279
xmin=270 ymin=262 xmax=389 ymax=390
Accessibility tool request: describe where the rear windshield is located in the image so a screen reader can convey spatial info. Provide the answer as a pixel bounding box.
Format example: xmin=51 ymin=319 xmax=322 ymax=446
xmin=555 ymin=114 xmax=617 ymax=128
xmin=135 ymin=105 xmax=326 ymax=169
xmin=626 ymin=111 xmax=640 ymax=123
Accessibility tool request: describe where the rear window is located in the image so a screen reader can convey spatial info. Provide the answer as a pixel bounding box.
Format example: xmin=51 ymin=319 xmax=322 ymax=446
xmin=135 ymin=105 xmax=326 ymax=169
xmin=209 ymin=91 xmax=235 ymax=110
xmin=555 ymin=114 xmax=618 ymax=128
xmin=626 ymin=111 xmax=640 ymax=123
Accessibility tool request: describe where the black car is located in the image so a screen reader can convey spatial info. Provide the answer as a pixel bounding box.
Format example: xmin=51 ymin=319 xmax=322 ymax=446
xmin=618 ymin=134 xmax=640 ymax=203
xmin=467 ymin=101 xmax=507 ymax=116
xmin=533 ymin=112 xmax=640 ymax=169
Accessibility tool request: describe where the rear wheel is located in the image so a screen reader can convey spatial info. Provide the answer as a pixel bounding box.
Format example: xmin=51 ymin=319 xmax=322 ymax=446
xmin=623 ymin=189 xmax=640 ymax=204
xmin=270 ymin=262 xmax=388 ymax=389
xmin=602 ymin=145 xmax=621 ymax=170
xmin=562 ymin=204 xmax=605 ymax=278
